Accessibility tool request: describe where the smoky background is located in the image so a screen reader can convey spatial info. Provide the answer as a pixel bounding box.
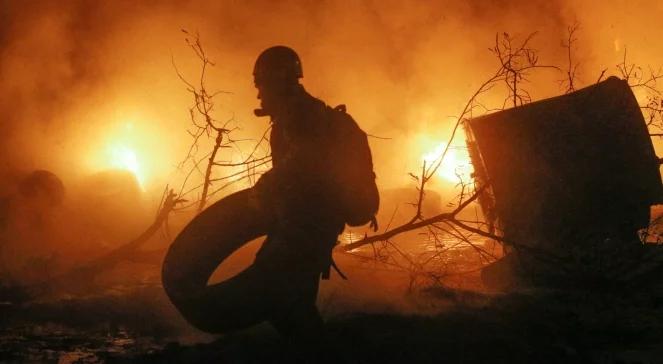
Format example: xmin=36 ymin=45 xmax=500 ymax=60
xmin=1 ymin=0 xmax=660 ymax=187
xmin=0 ymin=0 xmax=661 ymax=315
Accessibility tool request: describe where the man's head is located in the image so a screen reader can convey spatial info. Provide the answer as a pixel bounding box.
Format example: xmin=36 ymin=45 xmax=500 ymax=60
xmin=253 ymin=46 xmax=303 ymax=116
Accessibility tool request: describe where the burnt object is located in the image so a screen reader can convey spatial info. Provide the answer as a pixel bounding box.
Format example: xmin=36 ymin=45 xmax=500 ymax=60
xmin=18 ymin=170 xmax=65 ymax=207
xmin=466 ymin=77 xmax=662 ymax=262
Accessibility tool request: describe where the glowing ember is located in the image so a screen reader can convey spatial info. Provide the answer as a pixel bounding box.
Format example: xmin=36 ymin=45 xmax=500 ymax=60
xmin=614 ymin=38 xmax=621 ymax=53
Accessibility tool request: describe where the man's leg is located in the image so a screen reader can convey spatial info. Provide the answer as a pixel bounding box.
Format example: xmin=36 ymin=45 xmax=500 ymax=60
xmin=268 ymin=269 xmax=329 ymax=361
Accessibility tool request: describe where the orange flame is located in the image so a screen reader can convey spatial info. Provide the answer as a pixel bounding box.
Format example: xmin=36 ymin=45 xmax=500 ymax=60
xmin=421 ymin=141 xmax=473 ymax=184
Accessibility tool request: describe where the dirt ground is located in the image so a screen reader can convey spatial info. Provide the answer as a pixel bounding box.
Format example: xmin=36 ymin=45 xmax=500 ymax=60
xmin=3 ymin=253 xmax=663 ymax=364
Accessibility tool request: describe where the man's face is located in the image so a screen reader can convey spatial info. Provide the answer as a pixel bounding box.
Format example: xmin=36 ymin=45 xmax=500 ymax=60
xmin=254 ymin=76 xmax=291 ymax=115
xmin=255 ymin=83 xmax=274 ymax=114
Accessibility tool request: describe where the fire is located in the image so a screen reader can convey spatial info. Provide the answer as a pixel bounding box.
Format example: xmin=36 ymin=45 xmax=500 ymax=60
xmin=422 ymin=143 xmax=447 ymax=165
xmin=421 ymin=141 xmax=473 ymax=184
xmin=85 ymin=119 xmax=165 ymax=191
xmin=106 ymin=142 xmax=144 ymax=188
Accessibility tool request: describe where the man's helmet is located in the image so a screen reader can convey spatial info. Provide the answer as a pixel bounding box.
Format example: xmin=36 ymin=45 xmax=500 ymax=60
xmin=253 ymin=46 xmax=303 ymax=85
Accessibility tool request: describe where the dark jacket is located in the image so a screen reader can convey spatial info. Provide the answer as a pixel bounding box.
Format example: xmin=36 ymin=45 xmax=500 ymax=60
xmin=255 ymin=86 xmax=344 ymax=272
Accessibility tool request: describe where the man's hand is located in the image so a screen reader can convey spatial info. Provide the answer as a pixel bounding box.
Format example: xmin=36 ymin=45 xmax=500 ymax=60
xmin=369 ymin=216 xmax=379 ymax=232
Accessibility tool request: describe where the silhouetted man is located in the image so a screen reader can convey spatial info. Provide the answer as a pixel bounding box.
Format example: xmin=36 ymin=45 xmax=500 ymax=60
xmin=251 ymin=45 xmax=345 ymax=343
xmin=162 ymin=46 xmax=348 ymax=353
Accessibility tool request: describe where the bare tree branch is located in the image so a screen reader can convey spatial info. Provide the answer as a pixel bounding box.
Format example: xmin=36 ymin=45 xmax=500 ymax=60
xmin=561 ymin=22 xmax=581 ymax=93
xmin=172 ymin=31 xmax=271 ymax=212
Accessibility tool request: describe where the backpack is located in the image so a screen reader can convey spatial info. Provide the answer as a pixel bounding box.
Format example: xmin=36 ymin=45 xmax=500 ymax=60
xmin=325 ymin=104 xmax=379 ymax=227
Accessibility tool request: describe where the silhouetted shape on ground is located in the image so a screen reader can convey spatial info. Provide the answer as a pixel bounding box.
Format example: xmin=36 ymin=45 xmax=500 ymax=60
xmin=0 ymin=169 xmax=66 ymax=287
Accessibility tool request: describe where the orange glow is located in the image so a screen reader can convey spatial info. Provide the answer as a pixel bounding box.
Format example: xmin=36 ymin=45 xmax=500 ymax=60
xmin=96 ymin=122 xmax=146 ymax=189
xmin=84 ymin=118 xmax=171 ymax=191
xmin=105 ymin=141 xmax=144 ymax=188
xmin=421 ymin=141 xmax=473 ymax=184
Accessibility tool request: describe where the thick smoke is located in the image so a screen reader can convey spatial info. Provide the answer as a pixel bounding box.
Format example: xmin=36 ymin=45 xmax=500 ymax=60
xmin=0 ymin=0 xmax=660 ymax=294
xmin=2 ymin=0 xmax=658 ymax=191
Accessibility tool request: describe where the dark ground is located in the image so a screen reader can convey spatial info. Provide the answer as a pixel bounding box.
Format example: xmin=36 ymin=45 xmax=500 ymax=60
xmin=3 ymin=279 xmax=663 ymax=364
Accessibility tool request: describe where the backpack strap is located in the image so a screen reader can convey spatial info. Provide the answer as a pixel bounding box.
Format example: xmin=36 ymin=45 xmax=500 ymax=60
xmin=320 ymin=235 xmax=348 ymax=281
xmin=321 ymin=255 xmax=348 ymax=280
xmin=369 ymin=216 xmax=379 ymax=232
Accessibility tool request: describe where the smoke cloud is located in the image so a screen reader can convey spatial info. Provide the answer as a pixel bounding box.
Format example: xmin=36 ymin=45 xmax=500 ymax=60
xmin=0 ymin=0 xmax=659 ymax=194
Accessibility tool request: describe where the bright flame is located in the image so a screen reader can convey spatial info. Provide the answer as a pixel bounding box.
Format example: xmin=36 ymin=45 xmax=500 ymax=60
xmin=423 ymin=142 xmax=447 ymax=165
xmin=107 ymin=143 xmax=144 ymax=188
xmin=85 ymin=119 xmax=158 ymax=191
xmin=422 ymin=142 xmax=473 ymax=183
